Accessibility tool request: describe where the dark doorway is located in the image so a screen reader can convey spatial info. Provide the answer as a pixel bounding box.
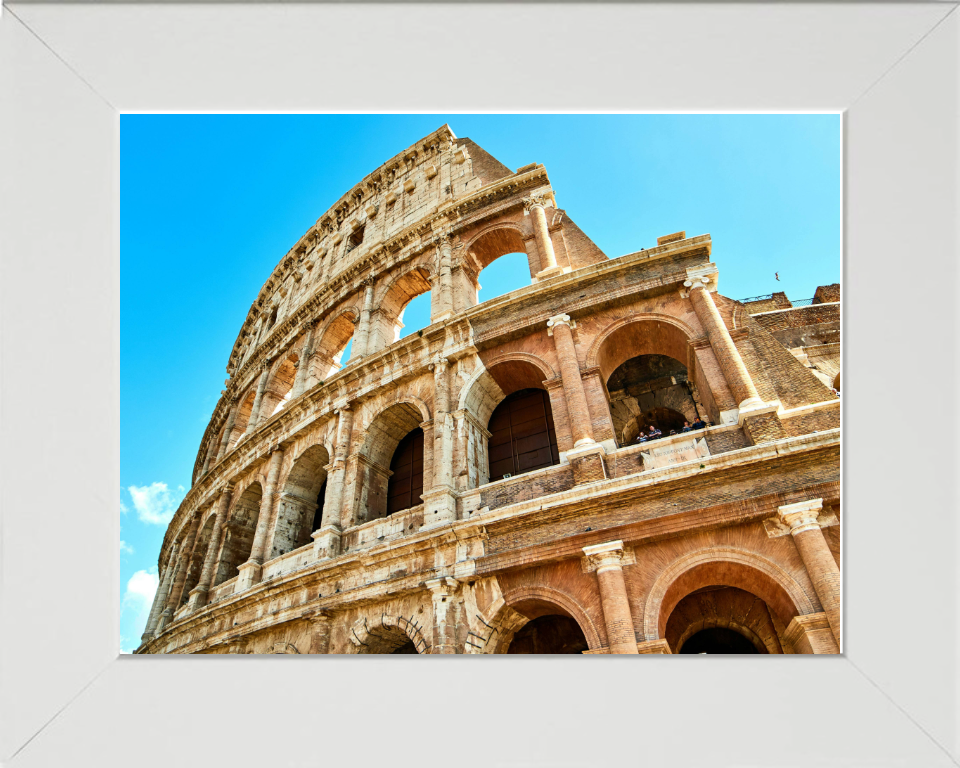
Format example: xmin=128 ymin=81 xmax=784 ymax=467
xmin=507 ymin=615 xmax=588 ymax=654
xmin=386 ymin=428 xmax=424 ymax=515
xmin=679 ymin=627 xmax=759 ymax=654
xmin=391 ymin=640 xmax=418 ymax=654
xmin=488 ymin=388 xmax=560 ymax=481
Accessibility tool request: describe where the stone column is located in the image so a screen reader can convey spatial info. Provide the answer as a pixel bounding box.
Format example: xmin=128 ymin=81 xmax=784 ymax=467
xmin=433 ymin=235 xmax=455 ymax=322
xmin=187 ymin=485 xmax=233 ymax=611
xmin=158 ymin=515 xmax=201 ymax=632
xmin=215 ymin=398 xmax=240 ymax=461
xmin=291 ymin=321 xmax=317 ymax=399
xmin=314 ymin=406 xmax=353 ymax=559
xmin=683 ymin=272 xmax=764 ymax=412
xmin=546 ymin=314 xmax=594 ymax=448
xmin=422 ymin=357 xmax=458 ymax=529
xmin=200 ymin=444 xmax=215 ymax=477
xmin=776 ymin=498 xmax=841 ymax=646
xmin=307 ymin=613 xmax=332 ymax=654
xmin=141 ymin=544 xmax=178 ymax=643
xmin=353 ymin=279 xmax=375 ymax=360
xmin=426 ymin=577 xmax=459 ymax=654
xmin=236 ymin=447 xmax=284 ymax=590
xmin=244 ymin=362 xmax=272 ymax=436
xmin=524 ymin=194 xmax=562 ymax=280
xmin=583 ymin=541 xmax=638 ymax=654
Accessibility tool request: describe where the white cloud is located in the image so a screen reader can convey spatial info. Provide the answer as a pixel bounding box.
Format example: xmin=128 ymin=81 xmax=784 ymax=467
xmin=120 ymin=540 xmax=134 ymax=555
xmin=120 ymin=568 xmax=159 ymax=652
xmin=127 ymin=482 xmax=183 ymax=525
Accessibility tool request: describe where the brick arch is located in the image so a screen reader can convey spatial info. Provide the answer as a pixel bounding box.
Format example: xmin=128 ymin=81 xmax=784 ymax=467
xmin=349 ymin=613 xmax=430 ymax=654
xmin=462 ymin=221 xmax=531 ymax=276
xmin=642 ymin=547 xmax=818 ymax=641
xmin=479 ymin=585 xmax=604 ymax=654
xmin=459 ymin=353 xmax=556 ymax=427
xmin=585 ymin=313 xmax=701 ymax=383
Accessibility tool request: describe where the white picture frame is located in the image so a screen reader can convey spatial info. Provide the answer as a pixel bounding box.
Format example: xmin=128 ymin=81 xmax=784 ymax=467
xmin=1 ymin=3 xmax=957 ymax=766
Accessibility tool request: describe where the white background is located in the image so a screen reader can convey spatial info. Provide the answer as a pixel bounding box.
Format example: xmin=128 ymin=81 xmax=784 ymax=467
xmin=1 ymin=3 xmax=957 ymax=766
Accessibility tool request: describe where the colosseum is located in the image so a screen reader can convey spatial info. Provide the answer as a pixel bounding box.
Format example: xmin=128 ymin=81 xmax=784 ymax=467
xmin=136 ymin=124 xmax=841 ymax=656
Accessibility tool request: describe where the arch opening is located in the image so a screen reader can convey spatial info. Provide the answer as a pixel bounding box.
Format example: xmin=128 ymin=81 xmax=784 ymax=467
xmin=358 ymin=402 xmax=425 ymax=523
xmin=378 ymin=267 xmax=432 ymax=348
xmin=477 ymin=251 xmax=532 ymax=304
xmin=397 ymin=290 xmax=431 ymax=341
xmin=386 ymin=427 xmax=424 ymax=516
xmin=650 ymin=555 xmax=811 ymax=654
xmin=312 ymin=312 xmax=356 ymax=383
xmin=498 ymin=596 xmax=591 ymax=654
xmin=666 ymin=585 xmax=778 ymax=654
xmin=594 ymin=319 xmax=707 ymax=445
xmin=229 ymin=389 xmax=257 ymax=446
xmin=392 ymin=640 xmax=418 ymax=654
xmin=263 ymin=356 xmax=298 ymax=420
xmin=271 ymin=445 xmax=330 ymax=559
xmin=215 ymin=483 xmax=262 ymax=586
xmin=487 ymin=388 xmax=559 ymax=481
xmin=357 ymin=624 xmax=421 ymax=654
xmin=505 ymin=615 xmax=589 ymax=655
xmin=680 ymin=626 xmax=760 ymax=654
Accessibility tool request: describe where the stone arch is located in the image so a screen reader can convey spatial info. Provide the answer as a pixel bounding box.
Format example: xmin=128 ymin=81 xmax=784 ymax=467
xmin=270 ymin=443 xmax=331 ymax=559
xmin=214 ymin=481 xmax=262 ymax=587
xmin=667 ymin=586 xmax=781 ymax=654
xmin=477 ymin=586 xmax=604 ymax=654
xmin=586 ymin=313 xmax=700 ymax=380
xmin=586 ymin=314 xmax=708 ymax=445
xmin=463 ymin=353 xmax=556 ymax=425
xmin=312 ymin=308 xmax=359 ymax=377
xmin=349 ymin=613 xmax=430 ymax=654
xmin=261 ymin=353 xmax=299 ymax=421
xmin=642 ymin=546 xmax=818 ymax=642
xmin=353 ymin=397 xmax=431 ymax=523
xmin=375 ymin=265 xmax=434 ymax=345
xmin=463 ymin=222 xmax=534 ymax=280
xmin=228 ymin=387 xmax=258 ymax=446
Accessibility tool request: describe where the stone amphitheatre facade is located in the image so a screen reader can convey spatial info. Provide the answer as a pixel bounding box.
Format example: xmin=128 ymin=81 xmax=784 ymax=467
xmin=137 ymin=125 xmax=841 ymax=656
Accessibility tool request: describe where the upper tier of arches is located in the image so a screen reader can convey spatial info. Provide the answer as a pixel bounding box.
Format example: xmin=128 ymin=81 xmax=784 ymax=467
xmin=194 ymin=160 xmax=609 ymax=484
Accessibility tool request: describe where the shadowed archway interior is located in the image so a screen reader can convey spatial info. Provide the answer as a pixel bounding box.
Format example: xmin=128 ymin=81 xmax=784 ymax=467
xmin=487 ymin=388 xmax=559 ymax=481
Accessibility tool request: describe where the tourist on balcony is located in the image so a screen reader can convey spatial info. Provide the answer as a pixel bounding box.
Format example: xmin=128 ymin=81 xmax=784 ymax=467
xmin=681 ymin=421 xmax=692 ymax=432
xmin=635 ymin=432 xmax=648 ymax=444
xmin=647 ymin=425 xmax=662 ymax=439
xmin=692 ymin=416 xmax=707 ymax=430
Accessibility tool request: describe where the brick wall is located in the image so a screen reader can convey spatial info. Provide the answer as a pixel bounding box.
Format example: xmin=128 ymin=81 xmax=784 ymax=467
xmin=482 ymin=446 xmax=840 ymax=556
xmin=814 ymin=283 xmax=840 ymax=304
xmin=781 ymin=406 xmax=840 ymax=437
xmin=480 ymin=464 xmax=576 ymax=511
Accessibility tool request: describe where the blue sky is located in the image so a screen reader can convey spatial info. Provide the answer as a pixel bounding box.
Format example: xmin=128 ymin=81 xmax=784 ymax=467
xmin=119 ymin=113 xmax=841 ymax=652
